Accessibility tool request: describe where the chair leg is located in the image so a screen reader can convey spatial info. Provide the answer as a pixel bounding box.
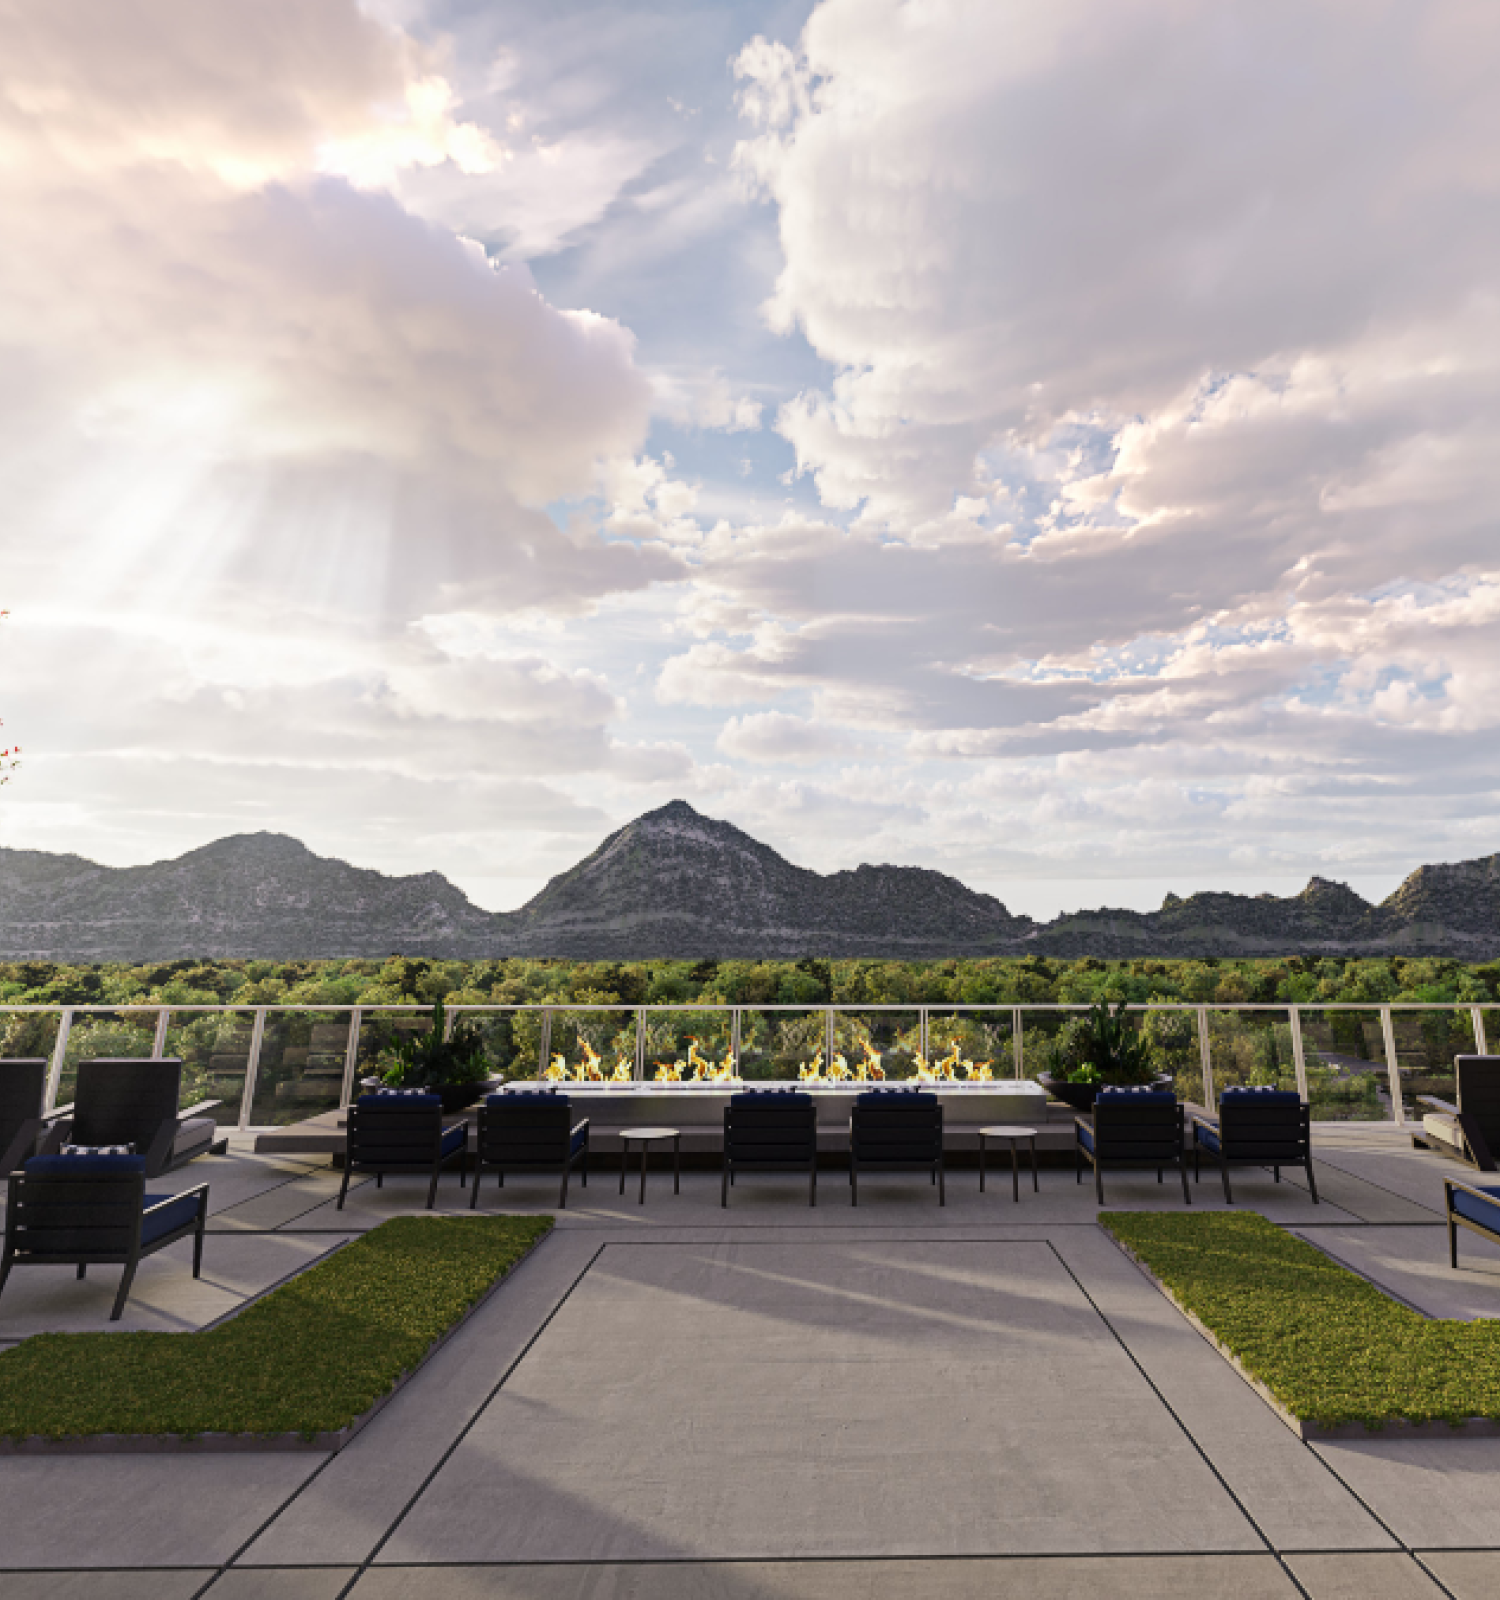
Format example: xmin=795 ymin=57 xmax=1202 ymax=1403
xmin=336 ymin=1162 xmax=352 ymax=1211
xmin=469 ymin=1160 xmax=482 ymax=1209
xmin=110 ymin=1258 xmax=139 ymax=1322
xmin=376 ymin=1173 xmax=383 ymax=1188
xmin=0 ymin=1251 xmax=12 ymax=1307
xmin=427 ymin=1164 xmax=440 ymax=1210
xmin=559 ymin=1163 xmax=570 ymax=1210
xmin=1158 ymin=1167 xmax=1163 ymax=1183
xmin=851 ymin=1161 xmax=858 ymax=1207
xmin=1194 ymin=1145 xmax=1200 ymax=1180
xmin=193 ymin=1218 xmax=205 ymax=1278
xmin=722 ymin=1161 xmax=730 ymax=1208
xmin=810 ymin=1159 xmax=817 ymax=1208
xmin=582 ymin=1147 xmax=588 ymax=1189
xmin=1306 ymin=1156 xmax=1319 ymax=1204
xmin=1220 ymin=1159 xmax=1233 ymax=1206
xmin=1181 ymin=1162 xmax=1191 ymax=1205
xmin=1450 ymin=1215 xmax=1459 ymax=1268
xmin=1094 ymin=1163 xmax=1104 ymax=1205
xmin=938 ymin=1160 xmax=946 ymax=1207
xmin=1075 ymin=1144 xmax=1082 ymax=1184
xmin=77 ymin=1263 xmax=87 ymax=1280
xmin=1274 ymin=1165 xmax=1281 ymax=1183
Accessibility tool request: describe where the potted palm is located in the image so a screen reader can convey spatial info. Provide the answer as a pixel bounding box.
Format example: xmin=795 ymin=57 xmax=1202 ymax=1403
xmin=1037 ymin=1000 xmax=1171 ymax=1112
xmin=360 ymin=998 xmax=500 ymax=1113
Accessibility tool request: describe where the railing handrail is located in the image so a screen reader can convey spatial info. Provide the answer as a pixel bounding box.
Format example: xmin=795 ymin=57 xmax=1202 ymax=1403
xmin=0 ymin=1001 xmax=1493 ymax=1013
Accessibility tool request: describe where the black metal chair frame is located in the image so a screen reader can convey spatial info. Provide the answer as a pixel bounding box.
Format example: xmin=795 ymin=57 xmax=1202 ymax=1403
xmin=1443 ymin=1176 xmax=1500 ymax=1268
xmin=1416 ymin=1057 xmax=1500 ymax=1172
xmin=722 ymin=1099 xmax=818 ymax=1208
xmin=0 ymin=1167 xmax=208 ymax=1321
xmin=1191 ymin=1099 xmax=1318 ymax=1205
xmin=849 ymin=1099 xmax=945 ymax=1206
xmin=0 ymin=1058 xmax=48 ymax=1177
xmin=1075 ymin=1099 xmax=1191 ymax=1205
xmin=337 ymin=1101 xmax=469 ymax=1210
xmin=40 ymin=1057 xmax=223 ymax=1177
xmin=469 ymin=1101 xmax=590 ymax=1209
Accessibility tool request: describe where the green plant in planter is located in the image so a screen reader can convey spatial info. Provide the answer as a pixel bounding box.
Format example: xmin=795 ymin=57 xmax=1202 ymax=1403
xmin=1045 ymin=1000 xmax=1156 ymax=1086
xmin=379 ymin=997 xmax=490 ymax=1089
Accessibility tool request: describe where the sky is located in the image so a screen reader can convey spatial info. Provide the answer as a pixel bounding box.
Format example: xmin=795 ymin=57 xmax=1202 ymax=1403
xmin=1 ymin=0 xmax=1498 ymax=922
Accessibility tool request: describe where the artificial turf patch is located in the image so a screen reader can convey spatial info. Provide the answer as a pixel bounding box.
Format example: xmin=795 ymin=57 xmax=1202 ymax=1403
xmin=1101 ymin=1210 xmax=1500 ymax=1430
xmin=0 ymin=1214 xmax=552 ymax=1441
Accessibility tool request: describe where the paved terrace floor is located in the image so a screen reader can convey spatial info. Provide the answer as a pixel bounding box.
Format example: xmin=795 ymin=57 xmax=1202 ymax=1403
xmin=4 ymin=1126 xmax=1500 ymax=1599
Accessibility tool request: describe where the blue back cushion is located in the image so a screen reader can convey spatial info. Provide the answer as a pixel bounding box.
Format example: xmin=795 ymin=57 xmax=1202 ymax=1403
xmin=26 ymin=1152 xmax=146 ymax=1177
xmin=1097 ymin=1087 xmax=1175 ymax=1104
xmin=732 ymin=1090 xmax=811 ymax=1105
xmin=356 ymin=1093 xmax=441 ymax=1111
xmin=1220 ymin=1087 xmax=1300 ymax=1106
xmin=855 ymin=1090 xmax=936 ymax=1106
xmin=490 ymin=1091 xmax=567 ymax=1107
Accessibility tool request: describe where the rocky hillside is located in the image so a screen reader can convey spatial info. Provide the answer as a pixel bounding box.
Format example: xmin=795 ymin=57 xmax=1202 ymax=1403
xmin=1 ymin=800 xmax=1498 ymax=959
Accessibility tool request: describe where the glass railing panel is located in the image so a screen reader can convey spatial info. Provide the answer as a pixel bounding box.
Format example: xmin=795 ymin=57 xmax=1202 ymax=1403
xmin=738 ymin=1009 xmax=822 ymax=1082
xmin=164 ymin=1008 xmax=255 ymax=1126
xmin=0 ymin=1008 xmax=61 ymax=1068
xmin=249 ymin=1009 xmax=353 ymax=1126
xmin=641 ymin=1008 xmax=735 ymax=1084
xmin=58 ymin=1009 xmax=158 ymax=1109
xmin=445 ymin=1008 xmax=521 ymax=1084
xmin=1389 ymin=1007 xmax=1474 ymax=1121
xmin=831 ymin=1009 xmax=919 ymax=1082
xmin=914 ymin=1011 xmax=1012 ymax=1083
xmin=353 ymin=1008 xmax=433 ymax=1091
xmin=1018 ymin=1008 xmax=1076 ymax=1083
xmin=1204 ymin=1009 xmax=1298 ymax=1109
xmin=543 ymin=1008 xmax=643 ymax=1084
xmin=1137 ymin=1007 xmax=1205 ymax=1103
xmin=1299 ymin=1007 xmax=1392 ymax=1121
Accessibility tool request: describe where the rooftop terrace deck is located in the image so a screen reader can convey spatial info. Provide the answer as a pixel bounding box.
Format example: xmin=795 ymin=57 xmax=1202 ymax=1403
xmin=2 ymin=1124 xmax=1500 ymax=1598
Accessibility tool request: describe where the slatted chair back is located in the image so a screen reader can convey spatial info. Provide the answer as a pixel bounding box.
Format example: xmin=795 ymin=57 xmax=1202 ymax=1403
xmin=1092 ymin=1095 xmax=1184 ymax=1163
xmin=0 ymin=1059 xmax=47 ymax=1174
xmin=1456 ymin=1058 xmax=1500 ymax=1146
xmin=70 ymin=1057 xmax=183 ymax=1152
xmin=477 ymin=1096 xmax=574 ymax=1165
xmin=724 ymin=1094 xmax=817 ymax=1163
xmin=850 ymin=1094 xmax=943 ymax=1163
xmin=6 ymin=1156 xmax=147 ymax=1265
xmin=347 ymin=1096 xmax=447 ymax=1168
xmin=1217 ymin=1091 xmax=1308 ymax=1162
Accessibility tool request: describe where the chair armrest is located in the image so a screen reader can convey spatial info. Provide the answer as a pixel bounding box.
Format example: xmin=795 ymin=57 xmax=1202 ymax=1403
xmin=571 ymin=1118 xmax=590 ymax=1139
xmin=1072 ymin=1114 xmax=1093 ymax=1134
xmin=179 ymin=1100 xmax=222 ymax=1119
xmin=144 ymin=1183 xmax=211 ymax=1218
xmin=1418 ymin=1095 xmax=1459 ymax=1117
xmin=37 ymin=1119 xmax=71 ymax=1156
xmin=0 ymin=1117 xmax=44 ymax=1176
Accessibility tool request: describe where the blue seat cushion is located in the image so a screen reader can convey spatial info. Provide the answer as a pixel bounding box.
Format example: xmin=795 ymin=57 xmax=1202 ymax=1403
xmin=440 ymin=1123 xmax=467 ymax=1158
xmin=1196 ymin=1123 xmax=1223 ymax=1154
xmin=141 ymin=1191 xmax=201 ymax=1245
xmin=356 ymin=1093 xmax=442 ymax=1110
xmin=1076 ymin=1121 xmax=1096 ymax=1154
xmin=1221 ymin=1086 xmax=1300 ymax=1105
xmin=25 ymin=1153 xmax=146 ymax=1177
xmin=1450 ymin=1185 xmax=1500 ymax=1234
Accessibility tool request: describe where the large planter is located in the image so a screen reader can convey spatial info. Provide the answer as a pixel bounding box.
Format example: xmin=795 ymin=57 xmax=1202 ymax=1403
xmin=359 ymin=1076 xmax=501 ymax=1113
xmin=1037 ymin=1073 xmax=1174 ymax=1113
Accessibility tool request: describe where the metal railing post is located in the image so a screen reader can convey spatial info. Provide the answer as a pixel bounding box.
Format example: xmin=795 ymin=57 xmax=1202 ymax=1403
xmin=731 ymin=1008 xmax=742 ymax=1075
xmin=1289 ymin=1006 xmax=1310 ymax=1101
xmin=152 ymin=1007 xmax=171 ymax=1058
xmin=1195 ymin=1006 xmax=1215 ymax=1109
xmin=919 ymin=1007 xmax=928 ymax=1061
xmin=238 ymin=1008 xmax=267 ymax=1132
xmin=1012 ymin=1007 xmax=1024 ymax=1079
xmin=539 ymin=1008 xmax=553 ymax=1076
xmin=824 ymin=1007 xmax=834 ymax=1067
xmin=441 ymin=1003 xmax=453 ymax=1042
xmin=340 ymin=1008 xmax=364 ymax=1109
xmin=45 ymin=1008 xmax=73 ymax=1113
xmin=1380 ymin=1006 xmax=1405 ymax=1125
xmin=1473 ymin=1005 xmax=1489 ymax=1057
xmin=635 ymin=1008 xmax=647 ymax=1081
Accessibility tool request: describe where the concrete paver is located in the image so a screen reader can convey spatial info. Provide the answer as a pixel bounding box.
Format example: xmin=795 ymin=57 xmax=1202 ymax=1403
xmin=202 ymin=1569 xmax=358 ymax=1598
xmin=1313 ymin=1436 xmax=1500 ymax=1548
xmin=0 ymin=1575 xmax=212 ymax=1600
xmin=1292 ymin=1224 xmax=1500 ymax=1320
xmin=1286 ymin=1551 xmax=1450 ymax=1598
xmin=380 ymin=1238 xmax=1262 ymax=1563
xmin=1418 ymin=1548 xmax=1500 ymax=1597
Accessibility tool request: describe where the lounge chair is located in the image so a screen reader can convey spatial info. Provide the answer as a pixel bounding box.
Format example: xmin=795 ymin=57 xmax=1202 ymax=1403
xmin=336 ymin=1091 xmax=469 ymax=1210
xmin=0 ymin=1151 xmax=208 ymax=1321
xmin=1075 ymin=1087 xmax=1190 ymax=1205
xmin=722 ymin=1090 xmax=818 ymax=1208
xmin=849 ymin=1089 xmax=944 ymax=1206
xmin=1415 ymin=1056 xmax=1500 ymax=1171
xmin=470 ymin=1092 xmax=589 ymax=1209
xmin=0 ymin=1058 xmax=48 ymax=1176
xmin=1443 ymin=1177 xmax=1500 ymax=1268
xmin=1191 ymin=1087 xmax=1318 ymax=1204
xmin=40 ymin=1058 xmax=223 ymax=1178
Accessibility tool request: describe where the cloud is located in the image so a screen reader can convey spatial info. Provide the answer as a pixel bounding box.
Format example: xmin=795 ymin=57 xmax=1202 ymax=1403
xmin=715 ymin=710 xmax=869 ymax=765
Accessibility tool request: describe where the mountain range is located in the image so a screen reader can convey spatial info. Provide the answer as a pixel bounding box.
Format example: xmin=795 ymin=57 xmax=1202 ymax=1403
xmin=1 ymin=799 xmax=1498 ymax=960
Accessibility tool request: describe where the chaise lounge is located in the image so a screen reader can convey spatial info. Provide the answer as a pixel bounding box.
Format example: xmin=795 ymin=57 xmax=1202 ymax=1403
xmin=0 ymin=1058 xmax=48 ymax=1176
xmin=41 ymin=1058 xmax=224 ymax=1177
xmin=1415 ymin=1056 xmax=1500 ymax=1171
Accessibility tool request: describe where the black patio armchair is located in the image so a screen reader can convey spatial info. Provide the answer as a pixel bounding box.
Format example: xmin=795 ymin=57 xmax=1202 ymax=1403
xmin=1415 ymin=1056 xmax=1500 ymax=1172
xmin=40 ymin=1057 xmax=223 ymax=1178
xmin=0 ymin=1152 xmax=208 ymax=1321
xmin=849 ymin=1090 xmax=944 ymax=1206
xmin=722 ymin=1090 xmax=818 ymax=1208
xmin=0 ymin=1058 xmax=48 ymax=1177
xmin=1075 ymin=1088 xmax=1190 ymax=1205
xmin=470 ymin=1092 xmax=589 ymax=1210
xmin=1191 ymin=1087 xmax=1317 ymax=1204
xmin=336 ymin=1092 xmax=468 ymax=1210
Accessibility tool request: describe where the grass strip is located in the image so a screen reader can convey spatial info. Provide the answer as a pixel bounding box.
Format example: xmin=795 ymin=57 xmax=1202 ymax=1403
xmin=1101 ymin=1210 xmax=1500 ymax=1430
xmin=0 ymin=1214 xmax=551 ymax=1440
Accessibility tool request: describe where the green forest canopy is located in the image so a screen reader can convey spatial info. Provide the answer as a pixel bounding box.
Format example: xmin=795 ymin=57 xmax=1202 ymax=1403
xmin=3 ymin=954 xmax=1499 ymax=1011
